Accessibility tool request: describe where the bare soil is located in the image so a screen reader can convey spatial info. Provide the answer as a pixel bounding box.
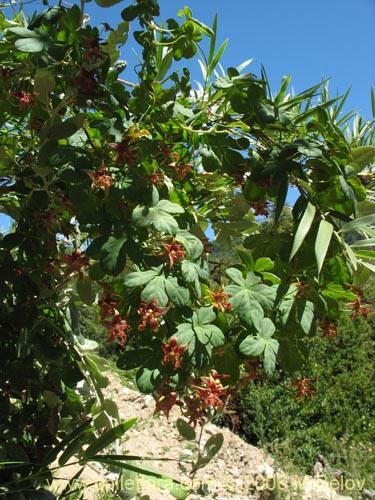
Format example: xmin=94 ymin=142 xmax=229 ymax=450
xmin=52 ymin=373 xmax=351 ymax=500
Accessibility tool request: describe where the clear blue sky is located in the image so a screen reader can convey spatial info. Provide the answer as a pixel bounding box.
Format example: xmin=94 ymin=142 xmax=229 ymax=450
xmin=80 ymin=0 xmax=375 ymax=118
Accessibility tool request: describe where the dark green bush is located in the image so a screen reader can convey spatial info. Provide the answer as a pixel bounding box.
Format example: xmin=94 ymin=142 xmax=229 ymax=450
xmin=235 ymin=314 xmax=375 ymax=489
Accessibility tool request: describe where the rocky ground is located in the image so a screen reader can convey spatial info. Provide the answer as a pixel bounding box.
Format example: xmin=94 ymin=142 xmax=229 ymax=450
xmin=52 ymin=373 xmax=352 ymax=500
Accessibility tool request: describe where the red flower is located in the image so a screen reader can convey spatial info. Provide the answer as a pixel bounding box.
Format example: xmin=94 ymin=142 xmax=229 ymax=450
xmin=151 ymin=170 xmax=165 ymax=186
xmin=61 ymin=249 xmax=89 ymax=278
xmin=293 ymin=281 xmax=310 ymax=299
xmin=291 ymin=376 xmax=316 ymax=402
xmin=153 ymin=383 xmax=183 ymax=418
xmin=86 ymin=162 xmax=114 ymax=192
xmin=162 ymin=240 xmax=185 ymax=268
xmin=345 ymin=286 xmax=371 ymax=320
xmin=108 ymin=139 xmax=138 ymax=167
xmin=240 ymin=360 xmax=260 ymax=388
xmin=319 ymin=320 xmax=339 ymax=339
xmin=207 ymin=288 xmax=232 ymax=313
xmin=155 ymin=142 xmax=193 ymax=180
xmin=17 ymin=90 xmax=38 ymax=110
xmin=182 ymin=394 xmax=205 ymax=427
xmin=161 ymin=336 xmax=188 ymax=370
xmin=193 ymin=370 xmax=229 ymax=409
xmin=137 ymin=299 xmax=168 ymax=333
xmin=98 ymin=288 xmax=120 ymax=320
xmin=249 ymin=199 xmax=269 ymax=217
xmin=73 ymin=67 xmax=98 ymax=95
xmin=103 ymin=316 xmax=131 ymax=346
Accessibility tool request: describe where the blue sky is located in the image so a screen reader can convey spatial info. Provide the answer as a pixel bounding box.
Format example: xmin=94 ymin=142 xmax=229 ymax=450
xmin=81 ymin=0 xmax=375 ymax=119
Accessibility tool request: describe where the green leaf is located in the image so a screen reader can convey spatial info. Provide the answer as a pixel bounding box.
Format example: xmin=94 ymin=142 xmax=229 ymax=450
xmin=175 ymin=308 xmax=224 ymax=368
xmin=351 ymin=238 xmax=375 ymax=248
xmin=43 ymin=418 xmax=92 ymax=467
xmin=94 ymin=0 xmax=123 ymax=7
xmin=64 ymin=387 xmax=84 ymax=414
xmin=132 ymin=199 xmax=184 ymax=235
xmin=102 ymin=20 xmax=129 ymax=63
xmin=176 ymin=230 xmax=203 ymax=260
xmin=225 ymin=269 xmax=276 ymax=325
xmin=117 ymin=349 xmax=154 ymax=370
xmin=84 ymin=419 xmax=137 ymax=459
xmin=195 ymin=306 xmax=216 ymax=325
xmin=254 ymin=258 xmax=274 ymax=273
xmin=34 ymin=68 xmax=55 ymax=106
xmin=200 ymin=146 xmax=222 ymax=171
xmin=121 ymin=4 xmax=140 ymax=22
xmin=124 ymin=267 xmax=162 ymax=287
xmin=339 ymin=214 xmax=375 ymax=233
xmin=165 ymin=276 xmax=191 ymax=306
xmin=290 ymin=202 xmax=316 ymax=260
xmin=125 ymin=269 xmax=190 ymax=307
xmin=350 ymin=146 xmax=375 ymax=172
xmin=213 ymin=76 xmax=233 ymax=89
xmin=136 ymin=365 xmax=162 ymax=393
xmin=76 ymin=278 xmax=93 ymax=306
xmin=203 ymin=433 xmax=224 ymax=460
xmin=100 ymin=236 xmax=127 ymax=276
xmin=315 ymin=220 xmax=334 ymax=275
xmin=176 ymin=418 xmax=196 ymax=441
xmin=239 ymin=335 xmax=265 ymax=357
xmin=7 ymin=27 xmax=52 ymax=52
xmin=239 ymin=314 xmax=278 ymax=374
xmin=142 ymin=275 xmax=169 ymax=305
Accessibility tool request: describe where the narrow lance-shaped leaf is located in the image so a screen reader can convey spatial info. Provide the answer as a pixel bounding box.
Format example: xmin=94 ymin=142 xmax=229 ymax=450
xmin=339 ymin=214 xmax=375 ymax=233
xmin=290 ymin=202 xmax=316 ymax=260
xmin=84 ymin=418 xmax=137 ymax=459
xmin=315 ymin=220 xmax=334 ymax=275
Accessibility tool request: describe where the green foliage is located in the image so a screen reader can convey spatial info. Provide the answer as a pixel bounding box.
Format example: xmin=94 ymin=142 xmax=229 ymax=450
xmin=236 ymin=314 xmax=375 ymax=490
xmin=0 ymin=0 xmax=374 ymax=496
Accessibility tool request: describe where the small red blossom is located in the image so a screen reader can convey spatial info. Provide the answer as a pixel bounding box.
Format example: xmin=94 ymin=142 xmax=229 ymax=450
xmin=293 ymin=281 xmax=310 ymax=299
xmin=61 ymin=249 xmax=89 ymax=278
xmin=319 ymin=319 xmax=339 ymax=339
xmin=193 ymin=370 xmax=230 ymax=409
xmin=182 ymin=394 xmax=206 ymax=427
xmin=207 ymin=288 xmax=232 ymax=313
xmin=137 ymin=299 xmax=168 ymax=333
xmin=86 ymin=162 xmax=114 ymax=192
xmin=150 ymin=170 xmax=165 ymax=186
xmin=155 ymin=142 xmax=193 ymax=180
xmin=153 ymin=383 xmax=183 ymax=418
xmin=345 ymin=285 xmax=371 ymax=320
xmin=249 ymin=199 xmax=270 ymax=217
xmin=73 ymin=67 xmax=98 ymax=95
xmin=155 ymin=141 xmax=178 ymax=165
xmin=162 ymin=240 xmax=185 ymax=268
xmin=98 ymin=285 xmax=131 ymax=346
xmin=83 ymin=37 xmax=106 ymax=65
xmin=103 ymin=316 xmax=131 ymax=346
xmin=17 ymin=90 xmax=38 ymax=110
xmin=161 ymin=336 xmax=188 ymax=370
xmin=108 ymin=139 xmax=138 ymax=167
xmin=291 ymin=376 xmax=316 ymax=402
xmin=98 ymin=288 xmax=121 ymax=320
xmin=168 ymin=162 xmax=193 ymax=180
xmin=239 ymin=360 xmax=261 ymax=388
